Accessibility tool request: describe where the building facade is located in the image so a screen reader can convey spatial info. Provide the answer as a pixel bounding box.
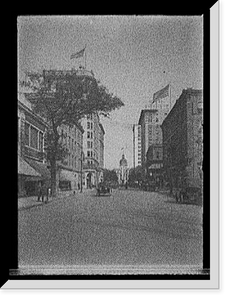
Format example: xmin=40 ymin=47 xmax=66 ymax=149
xmin=57 ymin=123 xmax=84 ymax=193
xmin=161 ymin=88 xmax=203 ymax=189
xmin=138 ymin=109 xmax=162 ymax=167
xmin=145 ymin=144 xmax=164 ymax=187
xmin=132 ymin=124 xmax=142 ymax=168
xmin=18 ymin=95 xmax=49 ymax=197
xmin=81 ymin=113 xmax=105 ymax=189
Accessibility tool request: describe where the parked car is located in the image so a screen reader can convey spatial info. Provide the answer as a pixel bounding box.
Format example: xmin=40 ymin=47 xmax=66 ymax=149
xmin=96 ymin=183 xmax=112 ymax=196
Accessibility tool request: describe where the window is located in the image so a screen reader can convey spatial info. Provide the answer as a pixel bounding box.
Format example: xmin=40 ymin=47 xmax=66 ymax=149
xmin=87 ymin=151 xmax=90 ymax=157
xmin=91 ymin=132 xmax=93 ymax=139
xmin=30 ymin=126 xmax=38 ymax=149
xmin=87 ymin=141 xmax=91 ymax=148
xmin=149 ymin=114 xmax=152 ymax=123
xmin=91 ymin=141 xmax=93 ymax=148
xmin=39 ymin=132 xmax=43 ymax=151
xmin=87 ymin=122 xmax=90 ymax=129
xmin=87 ymin=131 xmax=90 ymax=138
xmin=25 ymin=123 xmax=30 ymax=146
xmin=91 ymin=123 xmax=93 ymax=130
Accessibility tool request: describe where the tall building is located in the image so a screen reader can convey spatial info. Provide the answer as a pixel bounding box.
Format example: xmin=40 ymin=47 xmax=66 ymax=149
xmin=57 ymin=123 xmax=84 ymax=192
xmin=81 ymin=113 xmax=105 ymax=188
xmin=18 ymin=95 xmax=49 ymax=197
xmin=138 ymin=109 xmax=162 ymax=166
xmin=161 ymin=88 xmax=203 ymax=189
xmin=98 ymin=123 xmax=105 ymax=182
xmin=132 ymin=124 xmax=142 ymax=168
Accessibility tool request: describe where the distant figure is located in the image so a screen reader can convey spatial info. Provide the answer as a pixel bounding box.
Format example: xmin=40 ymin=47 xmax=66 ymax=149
xmin=37 ymin=183 xmax=42 ymax=202
xmin=41 ymin=182 xmax=49 ymax=203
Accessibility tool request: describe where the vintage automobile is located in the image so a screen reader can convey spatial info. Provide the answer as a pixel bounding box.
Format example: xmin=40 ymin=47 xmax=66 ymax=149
xmin=96 ymin=183 xmax=112 ymax=196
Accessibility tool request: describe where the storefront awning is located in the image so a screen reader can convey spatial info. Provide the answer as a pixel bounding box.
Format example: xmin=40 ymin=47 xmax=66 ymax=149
xmin=18 ymin=156 xmax=41 ymax=177
xmin=24 ymin=158 xmax=50 ymax=181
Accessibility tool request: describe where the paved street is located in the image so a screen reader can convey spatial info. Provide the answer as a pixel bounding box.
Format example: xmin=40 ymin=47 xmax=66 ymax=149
xmin=18 ymin=189 xmax=203 ymax=274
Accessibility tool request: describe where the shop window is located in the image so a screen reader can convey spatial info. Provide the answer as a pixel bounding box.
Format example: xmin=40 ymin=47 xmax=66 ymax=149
xmin=39 ymin=132 xmax=43 ymax=151
xmin=30 ymin=126 xmax=38 ymax=149
xmin=25 ymin=123 xmax=30 ymax=146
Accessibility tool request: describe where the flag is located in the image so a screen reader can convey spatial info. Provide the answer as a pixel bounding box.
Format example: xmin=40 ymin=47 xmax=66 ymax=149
xmin=153 ymin=84 xmax=170 ymax=103
xmin=70 ymin=47 xmax=85 ymax=60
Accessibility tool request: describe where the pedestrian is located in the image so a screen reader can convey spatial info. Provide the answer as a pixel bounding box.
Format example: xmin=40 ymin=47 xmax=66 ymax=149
xmin=41 ymin=182 xmax=48 ymax=203
xmin=37 ymin=182 xmax=42 ymax=202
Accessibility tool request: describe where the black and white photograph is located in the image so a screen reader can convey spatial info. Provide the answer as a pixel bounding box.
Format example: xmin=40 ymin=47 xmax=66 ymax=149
xmin=2 ymin=2 xmax=221 ymax=290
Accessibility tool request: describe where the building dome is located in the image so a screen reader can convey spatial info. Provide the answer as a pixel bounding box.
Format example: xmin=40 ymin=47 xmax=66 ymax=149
xmin=120 ymin=154 xmax=128 ymax=167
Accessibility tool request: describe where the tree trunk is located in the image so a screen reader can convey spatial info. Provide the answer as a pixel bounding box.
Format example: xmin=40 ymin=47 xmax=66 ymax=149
xmin=50 ymin=158 xmax=57 ymax=197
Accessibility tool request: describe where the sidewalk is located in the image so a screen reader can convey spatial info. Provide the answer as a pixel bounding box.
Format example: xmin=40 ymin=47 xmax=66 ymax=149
xmin=18 ymin=195 xmax=61 ymax=211
xmin=18 ymin=189 xmax=91 ymax=211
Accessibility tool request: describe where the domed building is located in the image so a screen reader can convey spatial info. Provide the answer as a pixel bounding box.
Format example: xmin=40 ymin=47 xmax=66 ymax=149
xmin=120 ymin=154 xmax=128 ymax=168
xmin=116 ymin=154 xmax=129 ymax=186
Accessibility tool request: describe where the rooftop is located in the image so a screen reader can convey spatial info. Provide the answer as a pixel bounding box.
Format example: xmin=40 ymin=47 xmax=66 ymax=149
xmin=161 ymin=88 xmax=203 ymax=128
xmin=138 ymin=109 xmax=158 ymax=125
xmin=42 ymin=67 xmax=95 ymax=79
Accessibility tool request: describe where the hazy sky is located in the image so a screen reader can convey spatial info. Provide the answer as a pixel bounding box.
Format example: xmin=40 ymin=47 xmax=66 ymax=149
xmin=18 ymin=15 xmax=203 ymax=169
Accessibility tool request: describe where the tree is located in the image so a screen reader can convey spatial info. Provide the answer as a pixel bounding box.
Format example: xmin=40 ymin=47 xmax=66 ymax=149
xmin=21 ymin=69 xmax=124 ymax=196
xmin=103 ymin=169 xmax=118 ymax=183
xmin=128 ymin=166 xmax=145 ymax=185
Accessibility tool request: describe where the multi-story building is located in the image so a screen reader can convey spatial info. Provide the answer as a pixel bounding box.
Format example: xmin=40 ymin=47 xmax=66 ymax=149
xmin=81 ymin=113 xmax=105 ymax=188
xmin=18 ymin=95 xmax=49 ymax=197
xmin=98 ymin=123 xmax=105 ymax=182
xmin=161 ymin=88 xmax=203 ymax=189
xmin=57 ymin=123 xmax=84 ymax=192
xmin=138 ymin=109 xmax=162 ymax=166
xmin=132 ymin=124 xmax=142 ymax=168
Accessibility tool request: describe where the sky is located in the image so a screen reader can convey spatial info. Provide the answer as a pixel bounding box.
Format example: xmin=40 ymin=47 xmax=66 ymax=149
xmin=18 ymin=15 xmax=203 ymax=170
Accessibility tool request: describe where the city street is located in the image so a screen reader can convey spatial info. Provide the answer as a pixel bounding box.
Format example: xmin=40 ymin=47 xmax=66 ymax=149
xmin=18 ymin=189 xmax=203 ymax=274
